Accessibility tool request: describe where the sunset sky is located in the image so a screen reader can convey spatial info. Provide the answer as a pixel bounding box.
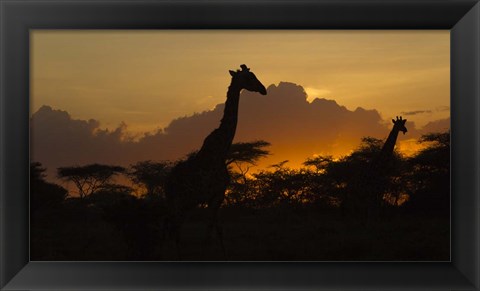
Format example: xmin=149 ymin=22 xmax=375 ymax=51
xmin=30 ymin=30 xmax=450 ymax=175
xmin=32 ymin=30 xmax=449 ymax=130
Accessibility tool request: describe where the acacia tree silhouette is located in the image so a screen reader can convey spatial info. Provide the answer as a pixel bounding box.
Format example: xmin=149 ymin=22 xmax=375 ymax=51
xmin=31 ymin=162 xmax=67 ymax=212
xmin=405 ymin=131 xmax=450 ymax=215
xmin=57 ymin=164 xmax=125 ymax=198
xmin=129 ymin=160 xmax=172 ymax=199
xmin=225 ymin=140 xmax=271 ymax=206
xmin=163 ymin=64 xmax=267 ymax=258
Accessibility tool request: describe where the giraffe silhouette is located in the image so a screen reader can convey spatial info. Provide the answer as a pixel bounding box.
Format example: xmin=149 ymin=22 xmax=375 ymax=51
xmin=344 ymin=116 xmax=408 ymax=222
xmin=163 ymin=64 xmax=267 ymax=258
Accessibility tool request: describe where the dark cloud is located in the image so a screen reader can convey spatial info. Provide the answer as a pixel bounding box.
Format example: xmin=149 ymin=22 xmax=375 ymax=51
xmin=421 ymin=117 xmax=450 ymax=133
xmin=31 ymin=82 xmax=449 ymax=180
xmin=400 ymin=110 xmax=432 ymax=116
xmin=436 ymin=106 xmax=450 ymax=112
xmin=31 ymin=106 xmax=134 ymax=174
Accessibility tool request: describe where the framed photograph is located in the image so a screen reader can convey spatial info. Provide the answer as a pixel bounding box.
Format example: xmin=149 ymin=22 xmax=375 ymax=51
xmin=1 ymin=0 xmax=479 ymax=290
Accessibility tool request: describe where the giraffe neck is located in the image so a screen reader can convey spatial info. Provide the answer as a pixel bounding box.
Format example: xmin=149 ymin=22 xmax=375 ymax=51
xmin=197 ymin=83 xmax=241 ymax=160
xmin=376 ymin=127 xmax=400 ymax=166
xmin=218 ymin=83 xmax=241 ymax=141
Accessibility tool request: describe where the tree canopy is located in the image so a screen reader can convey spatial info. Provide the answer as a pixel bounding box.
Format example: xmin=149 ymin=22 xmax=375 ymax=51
xmin=226 ymin=140 xmax=271 ymax=166
xmin=128 ymin=160 xmax=172 ymax=198
xmin=57 ymin=164 xmax=125 ymax=198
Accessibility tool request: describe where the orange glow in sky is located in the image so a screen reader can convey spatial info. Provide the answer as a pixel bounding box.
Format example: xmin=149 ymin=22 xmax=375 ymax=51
xmin=31 ymin=30 xmax=450 ymax=173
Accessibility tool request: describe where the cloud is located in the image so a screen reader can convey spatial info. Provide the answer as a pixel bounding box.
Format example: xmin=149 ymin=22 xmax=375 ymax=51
xmin=435 ymin=105 xmax=450 ymax=112
xmin=31 ymin=82 xmax=450 ymax=180
xmin=400 ymin=110 xmax=433 ymax=116
xmin=31 ymin=106 xmax=133 ymax=170
xmin=304 ymin=86 xmax=332 ymax=102
xmin=421 ymin=117 xmax=450 ymax=133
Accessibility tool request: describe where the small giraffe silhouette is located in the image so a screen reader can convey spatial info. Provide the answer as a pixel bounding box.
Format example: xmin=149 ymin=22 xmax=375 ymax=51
xmin=344 ymin=116 xmax=408 ymax=222
xmin=163 ymin=64 xmax=267 ymax=258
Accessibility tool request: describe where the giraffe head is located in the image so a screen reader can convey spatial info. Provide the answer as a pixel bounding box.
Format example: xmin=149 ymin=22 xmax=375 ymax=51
xmin=392 ymin=116 xmax=408 ymax=134
xmin=229 ymin=64 xmax=267 ymax=95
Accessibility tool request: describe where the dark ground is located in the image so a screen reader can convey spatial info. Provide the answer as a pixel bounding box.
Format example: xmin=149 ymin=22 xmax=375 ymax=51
xmin=31 ymin=205 xmax=449 ymax=261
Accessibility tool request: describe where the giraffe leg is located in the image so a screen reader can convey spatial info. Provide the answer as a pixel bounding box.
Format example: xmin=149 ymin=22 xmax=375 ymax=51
xmin=202 ymin=208 xmax=216 ymax=257
xmin=210 ymin=212 xmax=227 ymax=259
xmin=213 ymin=210 xmax=227 ymax=259
xmin=162 ymin=213 xmax=185 ymax=260
xmin=201 ymin=213 xmax=214 ymax=259
xmin=172 ymin=215 xmax=185 ymax=260
xmin=159 ymin=216 xmax=169 ymax=258
xmin=204 ymin=197 xmax=227 ymax=259
xmin=174 ymin=226 xmax=182 ymax=260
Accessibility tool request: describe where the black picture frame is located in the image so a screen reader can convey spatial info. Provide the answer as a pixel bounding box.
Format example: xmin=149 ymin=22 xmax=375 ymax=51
xmin=1 ymin=0 xmax=479 ymax=290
